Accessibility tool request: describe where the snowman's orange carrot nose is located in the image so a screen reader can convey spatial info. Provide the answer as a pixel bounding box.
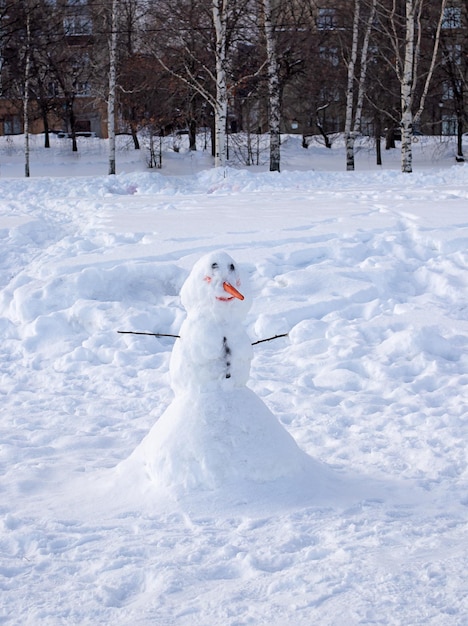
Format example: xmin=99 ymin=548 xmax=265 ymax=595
xmin=223 ymin=281 xmax=244 ymax=300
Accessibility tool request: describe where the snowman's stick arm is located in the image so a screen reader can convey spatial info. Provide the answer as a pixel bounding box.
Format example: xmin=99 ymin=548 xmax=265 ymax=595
xmin=117 ymin=330 xmax=288 ymax=345
xmin=117 ymin=331 xmax=181 ymax=339
xmin=251 ymin=333 xmax=288 ymax=345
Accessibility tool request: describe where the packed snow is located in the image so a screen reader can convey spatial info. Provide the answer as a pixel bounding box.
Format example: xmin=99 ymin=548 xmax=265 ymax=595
xmin=1 ymin=133 xmax=467 ymax=625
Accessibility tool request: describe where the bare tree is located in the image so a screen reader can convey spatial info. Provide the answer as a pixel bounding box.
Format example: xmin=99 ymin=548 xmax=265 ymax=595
xmin=375 ymin=0 xmax=447 ymax=172
xmin=145 ymin=0 xmax=259 ymax=167
xmin=289 ymin=0 xmax=348 ymax=148
xmin=439 ymin=1 xmax=467 ymax=161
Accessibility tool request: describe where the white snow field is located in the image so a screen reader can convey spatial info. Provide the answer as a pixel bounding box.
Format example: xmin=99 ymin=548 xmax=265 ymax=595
xmin=1 ymin=134 xmax=467 ymax=625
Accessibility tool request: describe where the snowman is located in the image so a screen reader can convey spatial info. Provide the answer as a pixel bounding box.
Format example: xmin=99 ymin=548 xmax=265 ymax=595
xmin=128 ymin=251 xmax=313 ymax=491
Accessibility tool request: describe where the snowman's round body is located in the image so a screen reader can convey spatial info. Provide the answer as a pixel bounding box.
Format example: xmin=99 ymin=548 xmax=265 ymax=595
xmin=131 ymin=251 xmax=312 ymax=491
xmin=170 ymin=314 xmax=253 ymax=394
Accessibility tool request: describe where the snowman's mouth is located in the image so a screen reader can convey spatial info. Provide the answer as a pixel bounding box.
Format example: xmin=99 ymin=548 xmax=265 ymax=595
xmin=217 ymin=281 xmax=244 ymax=301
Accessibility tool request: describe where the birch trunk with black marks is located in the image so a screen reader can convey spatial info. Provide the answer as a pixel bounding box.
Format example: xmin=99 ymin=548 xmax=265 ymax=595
xmin=354 ymin=0 xmax=377 ymax=135
xmin=24 ymin=6 xmax=31 ymax=178
xmin=108 ymin=0 xmax=119 ymax=175
xmin=401 ymin=0 xmax=415 ymax=173
xmin=263 ymin=0 xmax=281 ymax=172
xmin=344 ymin=0 xmax=360 ymax=171
xmin=212 ymin=0 xmax=228 ymax=167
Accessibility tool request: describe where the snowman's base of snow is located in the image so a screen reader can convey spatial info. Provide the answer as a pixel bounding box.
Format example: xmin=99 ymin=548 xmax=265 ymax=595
xmin=129 ymin=387 xmax=314 ymax=492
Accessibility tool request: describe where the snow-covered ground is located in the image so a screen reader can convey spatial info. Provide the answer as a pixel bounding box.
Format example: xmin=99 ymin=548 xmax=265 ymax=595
xmin=1 ymin=133 xmax=467 ymax=625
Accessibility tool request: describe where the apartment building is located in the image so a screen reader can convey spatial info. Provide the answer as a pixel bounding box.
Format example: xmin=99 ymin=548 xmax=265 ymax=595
xmin=0 ymin=0 xmax=466 ymax=142
xmin=0 ymin=0 xmax=107 ymax=138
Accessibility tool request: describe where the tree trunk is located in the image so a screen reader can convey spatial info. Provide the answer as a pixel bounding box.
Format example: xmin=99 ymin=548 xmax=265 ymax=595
xmin=354 ymin=0 xmax=376 ymax=134
xmin=189 ymin=118 xmax=197 ymax=151
xmin=212 ymin=0 xmax=228 ymax=167
xmin=401 ymin=0 xmax=415 ymax=174
xmin=375 ymin=116 xmax=382 ymax=165
xmin=344 ymin=0 xmax=360 ymax=171
xmin=316 ymin=112 xmax=331 ymax=148
xmin=263 ymin=0 xmax=281 ymax=172
xmin=41 ymin=103 xmax=51 ymax=148
xmin=456 ymin=111 xmax=464 ymax=162
xmin=67 ymin=102 xmax=78 ymax=152
xmin=108 ymin=0 xmax=119 ymax=175
xmin=131 ymin=124 xmax=140 ymax=150
xmin=385 ymin=127 xmax=396 ymax=150
xmin=24 ymin=7 xmax=31 ymax=178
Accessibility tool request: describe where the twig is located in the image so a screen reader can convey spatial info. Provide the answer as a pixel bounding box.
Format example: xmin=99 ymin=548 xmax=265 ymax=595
xmin=117 ymin=330 xmax=288 ymax=345
xmin=118 ymin=331 xmax=180 ymax=339
xmin=251 ymin=333 xmax=288 ymax=345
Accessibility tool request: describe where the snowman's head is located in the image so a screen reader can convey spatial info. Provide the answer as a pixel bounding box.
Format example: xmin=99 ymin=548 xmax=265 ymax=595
xmin=180 ymin=251 xmax=251 ymax=320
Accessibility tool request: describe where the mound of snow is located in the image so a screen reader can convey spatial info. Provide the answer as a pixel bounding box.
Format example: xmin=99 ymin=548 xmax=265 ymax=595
xmin=124 ymin=387 xmax=320 ymax=491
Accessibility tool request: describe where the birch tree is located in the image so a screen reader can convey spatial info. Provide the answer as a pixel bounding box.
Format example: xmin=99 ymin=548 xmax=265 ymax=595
xmin=147 ymin=0 xmax=228 ymax=167
xmin=212 ymin=0 xmax=229 ymax=167
xmin=108 ymin=0 xmax=119 ymax=175
xmin=344 ymin=0 xmax=377 ymax=171
xmin=353 ymin=0 xmax=377 ymax=133
xmin=24 ymin=5 xmax=31 ymax=178
xmin=262 ymin=0 xmax=280 ymax=172
xmin=382 ymin=0 xmax=447 ymax=172
xmin=344 ymin=0 xmax=361 ymax=171
xmin=150 ymin=0 xmax=256 ymax=168
xmin=399 ymin=0 xmax=417 ymax=173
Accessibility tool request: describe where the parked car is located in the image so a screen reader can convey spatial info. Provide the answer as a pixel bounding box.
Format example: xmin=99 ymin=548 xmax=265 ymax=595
xmin=57 ymin=131 xmax=97 ymax=139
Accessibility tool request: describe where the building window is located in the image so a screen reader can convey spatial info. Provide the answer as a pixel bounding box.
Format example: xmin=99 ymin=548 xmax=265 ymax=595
xmin=63 ymin=15 xmax=92 ymax=36
xmin=319 ymin=86 xmax=340 ymax=102
xmin=47 ymin=81 xmax=60 ymax=97
xmin=443 ymin=44 xmax=462 ymax=65
xmin=442 ymin=6 xmax=462 ymax=29
xmin=75 ymin=81 xmax=91 ymax=96
xmin=3 ymin=115 xmax=22 ymax=135
xmin=319 ymin=45 xmax=339 ymax=66
xmin=360 ymin=117 xmax=374 ymax=136
xmin=442 ymin=81 xmax=454 ymax=100
xmin=442 ymin=114 xmax=457 ymax=135
xmin=442 ymin=79 xmax=462 ymax=100
xmin=317 ymin=8 xmax=337 ymax=30
xmin=70 ymin=52 xmax=90 ymax=70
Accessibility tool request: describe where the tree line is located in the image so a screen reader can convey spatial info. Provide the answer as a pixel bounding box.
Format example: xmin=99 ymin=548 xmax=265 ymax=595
xmin=0 ymin=0 xmax=466 ymax=175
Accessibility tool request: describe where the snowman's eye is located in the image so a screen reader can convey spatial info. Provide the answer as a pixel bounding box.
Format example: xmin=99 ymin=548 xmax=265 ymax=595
xmin=229 ymin=263 xmax=235 ymax=272
xmin=211 ymin=262 xmax=218 ymax=270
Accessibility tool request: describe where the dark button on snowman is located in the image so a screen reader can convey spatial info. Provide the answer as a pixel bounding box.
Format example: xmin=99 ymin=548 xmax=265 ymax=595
xmin=132 ymin=251 xmax=313 ymax=491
